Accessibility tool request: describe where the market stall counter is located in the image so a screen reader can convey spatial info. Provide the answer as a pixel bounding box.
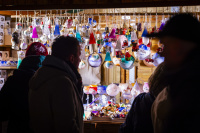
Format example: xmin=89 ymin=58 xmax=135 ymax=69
xmin=84 ymin=120 xmax=124 ymax=133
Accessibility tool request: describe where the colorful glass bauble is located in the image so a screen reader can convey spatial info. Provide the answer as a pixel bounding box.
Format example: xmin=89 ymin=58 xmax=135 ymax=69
xmin=88 ymin=53 xmax=102 ymax=67
xmin=106 ymin=83 xmax=120 ymax=96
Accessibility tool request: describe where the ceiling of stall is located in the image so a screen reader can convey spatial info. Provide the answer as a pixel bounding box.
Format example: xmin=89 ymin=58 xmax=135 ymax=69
xmin=0 ymin=0 xmax=199 ymax=10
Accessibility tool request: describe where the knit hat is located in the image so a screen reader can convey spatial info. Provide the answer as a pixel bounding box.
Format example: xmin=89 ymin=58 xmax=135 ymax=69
xmin=25 ymin=42 xmax=48 ymax=57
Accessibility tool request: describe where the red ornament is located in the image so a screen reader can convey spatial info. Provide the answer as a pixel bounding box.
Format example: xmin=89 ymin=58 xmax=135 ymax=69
xmin=89 ymin=32 xmax=96 ymax=44
xmin=122 ymin=40 xmax=128 ymax=48
xmin=116 ymin=51 xmax=122 ymax=58
xmin=145 ymin=58 xmax=154 ymax=63
xmin=122 ymin=28 xmax=126 ymax=35
xmin=132 ymin=43 xmax=139 ymax=52
xmin=147 ymin=41 xmax=151 ymax=47
xmin=157 ymin=47 xmax=163 ymax=54
xmin=125 ymin=51 xmax=131 ymax=61
xmin=138 ymin=38 xmax=143 ymax=45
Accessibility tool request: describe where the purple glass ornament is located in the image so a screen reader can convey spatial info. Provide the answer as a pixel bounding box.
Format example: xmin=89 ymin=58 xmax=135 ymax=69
xmin=32 ymin=26 xmax=38 ymax=38
xmin=109 ymin=28 xmax=116 ymax=38
xmin=159 ymin=22 xmax=165 ymax=31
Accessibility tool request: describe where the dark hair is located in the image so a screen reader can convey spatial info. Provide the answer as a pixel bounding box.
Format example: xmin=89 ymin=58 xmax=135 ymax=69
xmin=52 ymin=36 xmax=79 ymax=60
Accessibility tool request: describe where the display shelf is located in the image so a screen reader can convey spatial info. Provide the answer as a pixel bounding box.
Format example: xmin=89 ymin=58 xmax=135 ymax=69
xmin=0 ymin=45 xmax=11 ymax=48
xmin=0 ymin=66 xmax=17 ymax=69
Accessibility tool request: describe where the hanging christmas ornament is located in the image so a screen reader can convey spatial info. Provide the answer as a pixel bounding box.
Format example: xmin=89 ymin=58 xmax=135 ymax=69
xmin=120 ymin=52 xmax=135 ymax=70
xmin=20 ymin=41 xmax=27 ymax=50
xmin=159 ymin=21 xmax=165 ymax=31
xmin=104 ymin=51 xmax=112 ymax=61
xmin=76 ymin=31 xmax=82 ymax=42
xmin=157 ymin=47 xmax=163 ymax=55
xmin=131 ymin=41 xmax=138 ymax=52
xmin=67 ymin=19 xmax=73 ymax=29
xmin=109 ymin=28 xmax=116 ymax=39
xmin=115 ymin=28 xmax=119 ymax=34
xmin=143 ymin=51 xmax=155 ymax=67
xmin=141 ymin=27 xmax=148 ymax=37
xmin=115 ymin=37 xmax=123 ymax=58
xmin=105 ymin=27 xmax=109 ymax=33
xmin=16 ymin=23 xmax=22 ymax=31
xmin=113 ymin=57 xmax=121 ymax=66
xmin=78 ymin=60 xmax=86 ymax=69
xmin=85 ymin=47 xmax=90 ymax=57
xmin=11 ymin=31 xmax=20 ymax=50
xmin=54 ymin=24 xmax=60 ymax=36
xmin=138 ymin=38 xmax=143 ymax=45
xmin=125 ymin=51 xmax=132 ymax=61
xmin=152 ymin=52 xmax=165 ymax=66
xmin=122 ymin=40 xmax=128 ymax=48
xmin=88 ymin=18 xmax=97 ymax=26
xmin=137 ymin=44 xmax=151 ymax=60
xmin=89 ymin=32 xmax=96 ymax=44
xmin=137 ymin=23 xmax=142 ymax=31
xmin=88 ymin=53 xmax=102 ymax=67
xmin=143 ymin=82 xmax=149 ymax=92
xmin=32 ymin=26 xmax=38 ymax=38
xmin=43 ymin=17 xmax=50 ymax=36
xmin=97 ymin=38 xmax=103 ymax=53
xmin=105 ymin=61 xmax=114 ymax=69
xmin=80 ymin=43 xmax=86 ymax=60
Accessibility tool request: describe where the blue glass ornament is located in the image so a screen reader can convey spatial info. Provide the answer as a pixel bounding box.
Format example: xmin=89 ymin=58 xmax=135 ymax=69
xmin=76 ymin=32 xmax=82 ymax=42
xmin=54 ymin=24 xmax=60 ymax=36
xmin=126 ymin=34 xmax=131 ymax=41
xmin=141 ymin=28 xmax=148 ymax=37
xmin=104 ymin=51 xmax=112 ymax=61
xmin=139 ymin=44 xmax=148 ymax=50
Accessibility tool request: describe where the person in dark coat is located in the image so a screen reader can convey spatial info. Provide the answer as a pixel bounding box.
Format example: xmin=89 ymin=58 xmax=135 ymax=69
xmin=29 ymin=36 xmax=84 ymax=133
xmin=148 ymin=14 xmax=200 ymax=133
xmin=0 ymin=42 xmax=48 ymax=133
xmin=119 ymin=63 xmax=167 ymax=133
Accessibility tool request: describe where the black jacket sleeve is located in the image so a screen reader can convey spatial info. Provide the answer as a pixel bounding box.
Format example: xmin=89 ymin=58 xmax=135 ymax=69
xmin=119 ymin=92 xmax=155 ymax=133
xmin=0 ymin=76 xmax=13 ymax=121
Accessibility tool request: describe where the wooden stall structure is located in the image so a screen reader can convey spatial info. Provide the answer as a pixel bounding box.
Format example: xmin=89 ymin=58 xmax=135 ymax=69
xmin=0 ymin=1 xmax=200 ymax=133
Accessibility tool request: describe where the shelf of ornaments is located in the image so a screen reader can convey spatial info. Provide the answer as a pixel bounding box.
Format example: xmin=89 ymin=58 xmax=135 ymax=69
xmin=0 ymin=66 xmax=17 ymax=69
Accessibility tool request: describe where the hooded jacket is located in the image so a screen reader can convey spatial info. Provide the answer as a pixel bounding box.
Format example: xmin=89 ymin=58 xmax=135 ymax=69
xmin=29 ymin=55 xmax=84 ymax=133
xmin=151 ymin=49 xmax=200 ymax=133
xmin=0 ymin=55 xmax=45 ymax=133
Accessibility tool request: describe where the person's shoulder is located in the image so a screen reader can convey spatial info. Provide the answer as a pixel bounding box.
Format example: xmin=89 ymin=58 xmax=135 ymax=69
xmin=133 ymin=92 xmax=155 ymax=108
xmin=135 ymin=92 xmax=155 ymax=101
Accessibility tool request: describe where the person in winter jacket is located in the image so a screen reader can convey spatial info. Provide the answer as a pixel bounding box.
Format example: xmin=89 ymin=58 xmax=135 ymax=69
xmin=119 ymin=62 xmax=167 ymax=133
xmin=147 ymin=13 xmax=200 ymax=133
xmin=29 ymin=36 xmax=83 ymax=133
xmin=0 ymin=42 xmax=48 ymax=133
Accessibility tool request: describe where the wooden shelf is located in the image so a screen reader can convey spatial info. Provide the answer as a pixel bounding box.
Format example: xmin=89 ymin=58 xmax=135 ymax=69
xmin=0 ymin=45 xmax=12 ymax=48
xmin=0 ymin=66 xmax=17 ymax=69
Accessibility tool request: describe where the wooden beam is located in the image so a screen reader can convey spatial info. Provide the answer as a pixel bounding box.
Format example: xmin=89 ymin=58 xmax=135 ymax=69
xmin=0 ymin=1 xmax=199 ymax=10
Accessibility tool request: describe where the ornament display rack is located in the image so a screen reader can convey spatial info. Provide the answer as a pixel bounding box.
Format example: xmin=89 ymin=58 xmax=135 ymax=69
xmin=0 ymin=6 xmax=199 ymax=83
